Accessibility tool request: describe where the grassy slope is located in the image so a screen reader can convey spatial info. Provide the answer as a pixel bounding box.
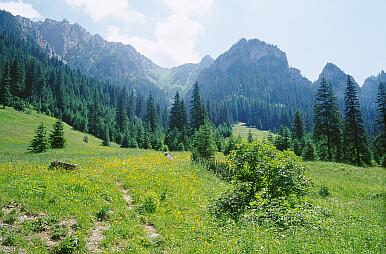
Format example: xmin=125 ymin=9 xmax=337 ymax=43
xmin=232 ymin=122 xmax=273 ymax=140
xmin=0 ymin=107 xmax=384 ymax=253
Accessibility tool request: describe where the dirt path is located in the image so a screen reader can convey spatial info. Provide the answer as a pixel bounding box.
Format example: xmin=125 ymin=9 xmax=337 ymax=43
xmin=86 ymin=221 xmax=110 ymax=253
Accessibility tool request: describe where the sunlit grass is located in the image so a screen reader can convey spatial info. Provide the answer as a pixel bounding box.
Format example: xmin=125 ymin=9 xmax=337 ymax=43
xmin=0 ymin=107 xmax=384 ymax=253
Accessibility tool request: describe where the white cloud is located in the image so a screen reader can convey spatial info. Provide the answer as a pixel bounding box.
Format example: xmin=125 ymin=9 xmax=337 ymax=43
xmin=0 ymin=0 xmax=42 ymax=20
xmin=107 ymin=0 xmax=214 ymax=67
xmin=65 ymin=0 xmax=144 ymax=22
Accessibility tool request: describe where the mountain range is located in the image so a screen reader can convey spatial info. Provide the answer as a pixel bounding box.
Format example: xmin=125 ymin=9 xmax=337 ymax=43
xmin=1 ymin=10 xmax=384 ymax=131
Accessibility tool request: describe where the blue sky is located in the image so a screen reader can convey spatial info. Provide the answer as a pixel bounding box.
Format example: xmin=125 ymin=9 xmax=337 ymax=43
xmin=0 ymin=0 xmax=385 ymax=84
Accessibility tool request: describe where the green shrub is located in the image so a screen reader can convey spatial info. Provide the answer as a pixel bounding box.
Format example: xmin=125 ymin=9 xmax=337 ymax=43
xmin=319 ymin=186 xmax=330 ymax=197
xmin=96 ymin=207 xmax=111 ymax=221
xmin=3 ymin=209 xmax=17 ymax=224
xmin=50 ymin=225 xmax=69 ymax=240
xmin=213 ymin=141 xmax=312 ymax=227
xmin=138 ymin=197 xmax=156 ymax=213
xmin=191 ymin=122 xmax=217 ymax=163
xmin=52 ymin=236 xmax=81 ymax=254
xmin=1 ymin=229 xmax=16 ymax=246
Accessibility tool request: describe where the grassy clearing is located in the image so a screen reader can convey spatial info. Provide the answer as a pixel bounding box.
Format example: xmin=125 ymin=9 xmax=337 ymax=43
xmin=0 ymin=107 xmax=385 ymax=253
xmin=232 ymin=122 xmax=273 ymax=140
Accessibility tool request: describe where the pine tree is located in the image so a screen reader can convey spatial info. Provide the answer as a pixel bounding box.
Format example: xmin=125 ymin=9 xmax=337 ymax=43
xmin=128 ymin=90 xmax=136 ymax=120
xmin=102 ymin=127 xmax=110 ymax=146
xmin=292 ymin=111 xmax=304 ymax=140
xmin=145 ymin=94 xmax=158 ymax=133
xmin=343 ymin=75 xmax=371 ymax=165
xmin=166 ymin=91 xmax=189 ymax=150
xmin=0 ymin=61 xmax=12 ymax=108
xmin=313 ymin=77 xmax=342 ymax=161
xmin=291 ymin=110 xmax=305 ymax=156
xmin=54 ymin=70 xmax=65 ymax=114
xmin=116 ymin=87 xmax=129 ymax=135
xmin=247 ymin=129 xmax=254 ymax=143
xmin=274 ymin=126 xmax=292 ymax=151
xmin=50 ymin=119 xmax=66 ymax=148
xmin=190 ymin=81 xmax=205 ymax=133
xmin=302 ymin=137 xmax=318 ymax=161
xmin=121 ymin=131 xmax=129 ymax=148
xmin=374 ymin=82 xmax=385 ymax=162
xmin=10 ymin=59 xmax=24 ymax=98
xmin=191 ymin=121 xmax=217 ymax=163
xmin=29 ymin=123 xmax=50 ymax=153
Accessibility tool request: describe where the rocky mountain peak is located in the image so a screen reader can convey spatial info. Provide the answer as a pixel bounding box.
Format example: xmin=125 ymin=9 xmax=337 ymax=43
xmin=213 ymin=38 xmax=288 ymax=71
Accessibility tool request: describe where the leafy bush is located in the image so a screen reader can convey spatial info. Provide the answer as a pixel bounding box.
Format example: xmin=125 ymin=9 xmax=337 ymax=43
xmin=212 ymin=141 xmax=312 ymax=227
xmin=138 ymin=197 xmax=156 ymax=213
xmin=191 ymin=122 xmax=217 ymax=163
xmin=1 ymin=229 xmax=16 ymax=246
xmin=96 ymin=207 xmax=112 ymax=221
xmin=52 ymin=236 xmax=81 ymax=254
xmin=319 ymin=186 xmax=330 ymax=197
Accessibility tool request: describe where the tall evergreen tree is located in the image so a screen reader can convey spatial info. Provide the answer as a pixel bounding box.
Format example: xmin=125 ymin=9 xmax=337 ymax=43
xmin=50 ymin=119 xmax=66 ymax=148
xmin=116 ymin=87 xmax=129 ymax=134
xmin=54 ymin=70 xmax=65 ymax=114
xmin=0 ymin=61 xmax=12 ymax=108
xmin=291 ymin=110 xmax=305 ymax=156
xmin=190 ymin=81 xmax=205 ymax=133
xmin=102 ymin=126 xmax=110 ymax=146
xmin=165 ymin=91 xmax=189 ymax=150
xmin=291 ymin=110 xmax=304 ymax=140
xmin=29 ymin=123 xmax=50 ymax=153
xmin=343 ymin=75 xmax=371 ymax=165
xmin=313 ymin=77 xmax=342 ymax=161
xmin=128 ymin=90 xmax=136 ymax=120
xmin=10 ymin=59 xmax=24 ymax=98
xmin=145 ymin=94 xmax=158 ymax=133
xmin=374 ymin=82 xmax=385 ymax=155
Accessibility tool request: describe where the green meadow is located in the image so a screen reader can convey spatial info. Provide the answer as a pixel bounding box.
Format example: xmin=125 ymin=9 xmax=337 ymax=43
xmin=0 ymin=107 xmax=384 ymax=253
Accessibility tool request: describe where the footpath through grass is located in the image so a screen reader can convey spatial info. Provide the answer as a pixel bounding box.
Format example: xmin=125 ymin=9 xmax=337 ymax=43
xmin=0 ymin=107 xmax=385 ymax=253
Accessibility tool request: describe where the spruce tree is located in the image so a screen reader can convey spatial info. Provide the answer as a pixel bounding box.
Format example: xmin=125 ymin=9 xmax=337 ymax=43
xmin=102 ymin=127 xmax=110 ymax=146
xmin=191 ymin=121 xmax=217 ymax=163
xmin=343 ymin=75 xmax=371 ymax=165
xmin=50 ymin=119 xmax=66 ymax=148
xmin=292 ymin=111 xmax=304 ymax=140
xmin=313 ymin=77 xmax=342 ymax=161
xmin=374 ymin=82 xmax=385 ymax=162
xmin=29 ymin=123 xmax=50 ymax=153
xmin=145 ymin=94 xmax=158 ymax=133
xmin=116 ymin=87 xmax=129 ymax=134
xmin=291 ymin=111 xmax=305 ymax=156
xmin=166 ymin=91 xmax=189 ymax=150
xmin=190 ymin=81 xmax=205 ymax=133
xmin=10 ymin=59 xmax=24 ymax=98
xmin=0 ymin=62 xmax=12 ymax=108
xmin=302 ymin=137 xmax=318 ymax=161
xmin=274 ymin=126 xmax=292 ymax=151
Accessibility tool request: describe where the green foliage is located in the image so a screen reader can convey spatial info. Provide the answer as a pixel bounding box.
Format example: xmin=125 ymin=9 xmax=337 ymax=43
xmin=274 ymin=126 xmax=292 ymax=151
xmin=313 ymin=77 xmax=343 ymax=161
xmin=50 ymin=119 xmax=66 ymax=148
xmin=102 ymin=127 xmax=110 ymax=146
xmin=52 ymin=236 xmax=82 ymax=254
xmin=247 ymin=129 xmax=253 ymax=143
xmin=191 ymin=122 xmax=217 ymax=163
xmin=213 ymin=141 xmax=311 ymax=226
xmin=302 ymin=137 xmax=318 ymax=161
xmin=138 ymin=197 xmax=156 ymax=213
xmin=29 ymin=123 xmax=50 ymax=153
xmin=96 ymin=207 xmax=112 ymax=221
xmin=0 ymin=61 xmax=12 ymax=108
xmin=223 ymin=135 xmax=241 ymax=155
xmin=1 ymin=229 xmax=16 ymax=246
xmin=343 ymin=75 xmax=371 ymax=165
xmin=190 ymin=81 xmax=206 ymax=132
xmin=319 ymin=186 xmax=330 ymax=197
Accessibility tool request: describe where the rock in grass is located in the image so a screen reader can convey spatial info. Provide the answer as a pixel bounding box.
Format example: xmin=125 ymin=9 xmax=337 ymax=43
xmin=49 ymin=161 xmax=77 ymax=170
